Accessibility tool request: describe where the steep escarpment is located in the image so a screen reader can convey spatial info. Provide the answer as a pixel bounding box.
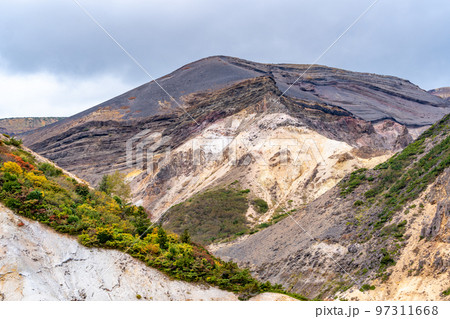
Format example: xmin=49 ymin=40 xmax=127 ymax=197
xmin=214 ymin=114 xmax=450 ymax=300
xmin=0 ymin=136 xmax=301 ymax=300
xmin=21 ymin=56 xmax=449 ymax=222
xmin=0 ymin=205 xmax=238 ymax=301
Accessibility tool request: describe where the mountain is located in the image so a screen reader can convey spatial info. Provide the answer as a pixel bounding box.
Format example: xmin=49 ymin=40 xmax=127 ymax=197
xmin=21 ymin=56 xmax=450 ymax=226
xmin=429 ymin=87 xmax=450 ymax=101
xmin=0 ymin=117 xmax=64 ymax=135
xmin=214 ymin=114 xmax=450 ymax=300
xmin=0 ymin=134 xmax=296 ymax=301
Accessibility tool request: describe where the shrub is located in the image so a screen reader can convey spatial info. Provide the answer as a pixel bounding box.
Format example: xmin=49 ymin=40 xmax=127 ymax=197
xmin=180 ymin=229 xmax=191 ymax=244
xmin=340 ymin=168 xmax=367 ymax=196
xmin=157 ymin=227 xmax=169 ymax=250
xmin=26 ymin=172 xmax=48 ymax=187
xmin=75 ymin=184 xmax=90 ymax=198
xmin=98 ymin=171 xmax=131 ymax=201
xmin=4 ymin=137 xmax=22 ymax=147
xmin=360 ymin=284 xmax=375 ymax=292
xmin=4 ymin=197 xmax=21 ymax=209
xmin=38 ymin=163 xmax=63 ymax=177
xmin=96 ymin=227 xmax=114 ymax=244
xmin=2 ymin=180 xmax=22 ymax=193
xmin=354 ymin=200 xmax=364 ymax=207
xmin=1 ymin=161 xmax=23 ymax=175
xmin=252 ymin=198 xmax=269 ymax=214
xmin=27 ymin=190 xmax=43 ymax=201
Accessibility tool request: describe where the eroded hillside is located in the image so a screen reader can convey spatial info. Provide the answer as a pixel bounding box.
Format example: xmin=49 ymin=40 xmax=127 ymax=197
xmin=20 ymin=57 xmax=449 ymax=224
xmin=0 ymin=135 xmax=300 ymax=300
xmin=214 ymin=114 xmax=450 ymax=300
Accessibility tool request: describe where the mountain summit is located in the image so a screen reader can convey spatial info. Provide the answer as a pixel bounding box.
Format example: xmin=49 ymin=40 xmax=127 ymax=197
xmin=22 ymin=56 xmax=449 ymax=222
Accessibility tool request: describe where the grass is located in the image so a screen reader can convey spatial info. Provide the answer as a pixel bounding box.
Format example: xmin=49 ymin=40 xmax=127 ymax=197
xmin=161 ymin=188 xmax=250 ymax=245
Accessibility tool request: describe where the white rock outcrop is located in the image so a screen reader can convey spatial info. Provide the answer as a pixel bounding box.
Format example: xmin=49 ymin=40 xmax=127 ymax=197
xmin=0 ymin=205 xmax=238 ymax=301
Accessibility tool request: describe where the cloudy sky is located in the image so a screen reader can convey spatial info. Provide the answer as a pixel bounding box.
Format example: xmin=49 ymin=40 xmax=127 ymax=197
xmin=0 ymin=0 xmax=449 ymax=118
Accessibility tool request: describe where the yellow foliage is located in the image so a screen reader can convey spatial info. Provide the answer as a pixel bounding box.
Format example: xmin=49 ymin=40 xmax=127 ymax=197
xmin=1 ymin=161 xmax=23 ymax=175
xmin=177 ymin=243 xmax=193 ymax=254
xmin=168 ymin=232 xmax=179 ymax=242
xmin=26 ymin=171 xmax=48 ymax=187
xmin=145 ymin=243 xmax=160 ymax=255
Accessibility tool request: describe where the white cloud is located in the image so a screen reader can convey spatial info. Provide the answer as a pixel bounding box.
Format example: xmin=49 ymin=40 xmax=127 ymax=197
xmin=0 ymin=70 xmax=133 ymax=118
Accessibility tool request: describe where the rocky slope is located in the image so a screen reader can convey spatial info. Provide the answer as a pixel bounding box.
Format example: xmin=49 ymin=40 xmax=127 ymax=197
xmin=20 ymin=57 xmax=449 ymax=223
xmin=0 ymin=205 xmax=238 ymax=301
xmin=0 ymin=117 xmax=63 ymax=135
xmin=429 ymin=87 xmax=450 ymax=101
xmin=214 ymin=114 xmax=450 ymax=300
xmin=0 ymin=136 xmax=295 ymax=301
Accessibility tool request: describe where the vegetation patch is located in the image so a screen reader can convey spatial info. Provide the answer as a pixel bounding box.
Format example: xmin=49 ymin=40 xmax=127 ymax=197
xmin=359 ymin=284 xmax=376 ymax=292
xmin=442 ymin=288 xmax=450 ymax=296
xmin=161 ymin=188 xmax=250 ymax=245
xmin=340 ymin=168 xmax=367 ymax=196
xmin=252 ymin=198 xmax=269 ymax=214
xmin=342 ymin=114 xmax=450 ymax=278
xmin=0 ymin=143 xmax=306 ymax=300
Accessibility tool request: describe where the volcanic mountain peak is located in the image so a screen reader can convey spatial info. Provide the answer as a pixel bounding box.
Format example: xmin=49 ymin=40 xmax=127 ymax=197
xmin=25 ymin=56 xmax=448 ymax=137
xmin=19 ymin=57 xmax=449 ymax=224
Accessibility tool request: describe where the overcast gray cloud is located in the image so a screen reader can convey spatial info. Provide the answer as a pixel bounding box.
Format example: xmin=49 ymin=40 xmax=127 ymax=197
xmin=0 ymin=0 xmax=449 ymax=118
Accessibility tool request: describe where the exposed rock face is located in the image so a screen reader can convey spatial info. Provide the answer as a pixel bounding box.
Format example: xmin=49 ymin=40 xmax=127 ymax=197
xmin=429 ymin=87 xmax=450 ymax=101
xmin=214 ymin=116 xmax=450 ymax=300
xmin=0 ymin=205 xmax=238 ymax=301
xmin=0 ymin=117 xmax=63 ymax=135
xmin=20 ymin=57 xmax=449 ymax=222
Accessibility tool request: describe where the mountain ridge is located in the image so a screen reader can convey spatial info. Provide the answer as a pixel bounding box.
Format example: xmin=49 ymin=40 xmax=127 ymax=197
xmin=20 ymin=56 xmax=450 ymax=224
xmin=214 ymin=113 xmax=450 ymax=300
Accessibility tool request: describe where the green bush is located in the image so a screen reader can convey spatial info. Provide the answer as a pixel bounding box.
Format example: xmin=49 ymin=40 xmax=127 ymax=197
xmin=353 ymin=200 xmax=364 ymax=207
xmin=4 ymin=137 xmax=22 ymax=147
xmin=252 ymin=198 xmax=269 ymax=214
xmin=38 ymin=163 xmax=63 ymax=177
xmin=340 ymin=168 xmax=367 ymax=196
xmin=360 ymin=284 xmax=375 ymax=292
xmin=442 ymin=288 xmax=450 ymax=296
xmin=27 ymin=190 xmax=43 ymax=201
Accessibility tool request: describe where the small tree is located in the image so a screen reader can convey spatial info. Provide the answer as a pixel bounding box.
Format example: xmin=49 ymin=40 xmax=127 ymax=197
xmin=157 ymin=227 xmax=168 ymax=250
xmin=97 ymin=171 xmax=131 ymax=202
xmin=181 ymin=229 xmax=191 ymax=244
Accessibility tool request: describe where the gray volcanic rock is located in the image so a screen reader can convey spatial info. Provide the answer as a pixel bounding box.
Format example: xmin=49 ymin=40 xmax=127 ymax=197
xmin=23 ymin=56 xmax=448 ymax=147
xmin=429 ymin=87 xmax=450 ymax=101
xmin=20 ymin=56 xmax=449 ymax=212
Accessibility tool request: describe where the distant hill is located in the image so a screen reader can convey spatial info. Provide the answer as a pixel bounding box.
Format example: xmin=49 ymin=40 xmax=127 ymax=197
xmin=429 ymin=87 xmax=450 ymax=100
xmin=0 ymin=117 xmax=64 ymax=135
